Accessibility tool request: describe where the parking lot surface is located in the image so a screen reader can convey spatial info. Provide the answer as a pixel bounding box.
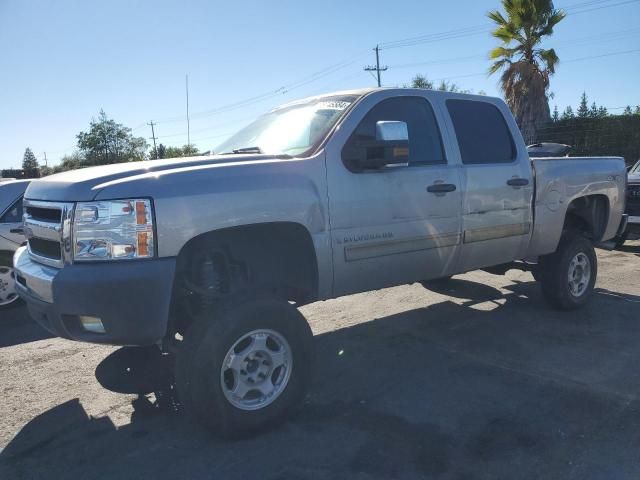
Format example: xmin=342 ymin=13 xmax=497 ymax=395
xmin=1 ymin=242 xmax=639 ymax=479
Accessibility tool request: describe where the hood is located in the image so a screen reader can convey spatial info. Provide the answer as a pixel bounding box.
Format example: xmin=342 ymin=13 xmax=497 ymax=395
xmin=25 ymin=154 xmax=287 ymax=202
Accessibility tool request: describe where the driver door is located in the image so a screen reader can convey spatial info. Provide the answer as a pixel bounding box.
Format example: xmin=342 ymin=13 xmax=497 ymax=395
xmin=325 ymin=93 xmax=462 ymax=297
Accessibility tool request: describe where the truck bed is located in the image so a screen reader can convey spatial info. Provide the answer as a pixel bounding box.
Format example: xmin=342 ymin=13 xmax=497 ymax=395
xmin=528 ymin=156 xmax=627 ymax=257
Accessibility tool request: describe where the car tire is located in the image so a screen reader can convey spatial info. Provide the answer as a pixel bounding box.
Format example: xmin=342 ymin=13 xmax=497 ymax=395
xmin=538 ymin=231 xmax=597 ymax=310
xmin=0 ymin=265 xmax=23 ymax=311
xmin=175 ymin=295 xmax=314 ymax=437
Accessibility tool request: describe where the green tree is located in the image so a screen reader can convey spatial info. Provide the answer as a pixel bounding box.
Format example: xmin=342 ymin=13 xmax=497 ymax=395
xmin=182 ymin=144 xmax=199 ymax=156
xmin=635 ymin=106 xmax=640 ymax=115
xmin=561 ymin=106 xmax=574 ymax=120
xmin=552 ymin=105 xmax=560 ymax=122
xmin=54 ymin=152 xmax=84 ymax=173
xmin=22 ymin=148 xmax=40 ymax=178
xmin=624 ymin=106 xmax=633 ymax=115
xmin=163 ymin=144 xmax=199 ymax=158
xmin=39 ymin=165 xmax=53 ymax=177
xmin=488 ymin=0 xmax=566 ymax=143
xmin=411 ymin=74 xmax=434 ymax=89
xmin=577 ymin=92 xmax=589 ymax=118
xmin=76 ymin=110 xmax=147 ymax=166
xmin=156 ymin=144 xmax=167 ymax=159
xmin=598 ymin=106 xmax=608 ymax=117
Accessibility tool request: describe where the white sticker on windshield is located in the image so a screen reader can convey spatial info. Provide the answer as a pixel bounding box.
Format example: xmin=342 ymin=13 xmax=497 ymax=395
xmin=316 ymin=101 xmax=351 ymax=110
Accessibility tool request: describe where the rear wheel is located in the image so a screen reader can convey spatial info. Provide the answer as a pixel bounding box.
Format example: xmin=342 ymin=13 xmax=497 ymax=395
xmin=0 ymin=266 xmax=22 ymax=310
xmin=175 ymin=296 xmax=314 ymax=437
xmin=538 ymin=232 xmax=597 ymax=310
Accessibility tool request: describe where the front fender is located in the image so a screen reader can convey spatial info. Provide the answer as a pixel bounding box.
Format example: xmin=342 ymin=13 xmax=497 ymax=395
xmin=94 ymin=153 xmax=333 ymax=298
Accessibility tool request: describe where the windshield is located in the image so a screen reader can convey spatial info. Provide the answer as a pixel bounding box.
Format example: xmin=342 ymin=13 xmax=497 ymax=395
xmin=216 ymin=94 xmax=359 ymax=156
xmin=631 ymin=160 xmax=640 ymax=173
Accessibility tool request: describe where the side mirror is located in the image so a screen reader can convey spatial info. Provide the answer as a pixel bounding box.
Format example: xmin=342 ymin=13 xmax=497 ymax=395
xmin=376 ymin=121 xmax=408 ymax=142
xmin=343 ymin=121 xmax=410 ymax=171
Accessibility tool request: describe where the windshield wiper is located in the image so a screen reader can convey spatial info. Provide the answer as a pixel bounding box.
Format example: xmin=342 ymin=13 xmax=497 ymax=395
xmin=227 ymin=146 xmax=263 ymax=154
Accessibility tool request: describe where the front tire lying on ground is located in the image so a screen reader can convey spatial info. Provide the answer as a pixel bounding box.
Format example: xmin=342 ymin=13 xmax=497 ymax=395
xmin=175 ymin=296 xmax=314 ymax=437
xmin=538 ymin=231 xmax=597 ymax=310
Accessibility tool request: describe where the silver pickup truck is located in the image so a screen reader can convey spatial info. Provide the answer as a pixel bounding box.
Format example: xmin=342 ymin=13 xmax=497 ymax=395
xmin=14 ymin=88 xmax=626 ymax=436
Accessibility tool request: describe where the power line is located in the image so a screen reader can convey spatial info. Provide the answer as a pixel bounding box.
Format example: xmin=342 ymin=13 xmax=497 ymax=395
xmin=563 ymin=48 xmax=640 ymax=63
xmin=377 ymin=0 xmax=638 ymax=51
xmin=388 ymin=27 xmax=640 ymax=70
xmin=152 ymin=51 xmax=368 ymax=125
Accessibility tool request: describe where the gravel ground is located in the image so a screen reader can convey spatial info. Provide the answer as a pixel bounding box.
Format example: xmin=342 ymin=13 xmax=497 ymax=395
xmin=1 ymin=241 xmax=639 ymax=479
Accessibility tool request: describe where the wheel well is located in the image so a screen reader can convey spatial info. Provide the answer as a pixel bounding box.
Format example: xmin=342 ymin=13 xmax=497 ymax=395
xmin=175 ymin=222 xmax=319 ymax=305
xmin=563 ymin=195 xmax=609 ymax=240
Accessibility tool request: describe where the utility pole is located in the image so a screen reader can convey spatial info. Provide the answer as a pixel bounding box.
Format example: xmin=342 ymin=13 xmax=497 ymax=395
xmin=148 ymin=121 xmax=158 ymax=159
xmin=364 ymin=45 xmax=388 ymax=87
xmin=43 ymin=152 xmax=48 ymax=167
xmin=185 ymin=74 xmax=191 ymax=149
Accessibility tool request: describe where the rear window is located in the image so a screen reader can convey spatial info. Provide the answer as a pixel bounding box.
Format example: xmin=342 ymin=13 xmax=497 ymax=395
xmin=446 ymin=100 xmax=516 ymax=164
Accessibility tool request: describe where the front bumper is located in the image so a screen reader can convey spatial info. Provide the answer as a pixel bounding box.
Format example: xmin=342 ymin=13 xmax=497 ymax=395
xmin=13 ymin=246 xmax=176 ymax=345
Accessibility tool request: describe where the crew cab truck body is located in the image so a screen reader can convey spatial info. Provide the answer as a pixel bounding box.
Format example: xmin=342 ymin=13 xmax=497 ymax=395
xmin=14 ymin=88 xmax=626 ymax=436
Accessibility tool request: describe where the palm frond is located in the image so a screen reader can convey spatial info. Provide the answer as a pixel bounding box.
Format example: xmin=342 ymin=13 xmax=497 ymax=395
xmin=490 ymin=46 xmax=518 ymax=60
xmin=488 ymin=58 xmax=510 ymax=75
xmin=537 ymin=48 xmax=559 ymax=73
xmin=487 ymin=9 xmax=508 ymax=26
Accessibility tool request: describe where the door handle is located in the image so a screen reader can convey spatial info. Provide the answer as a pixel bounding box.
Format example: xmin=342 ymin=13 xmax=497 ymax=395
xmin=10 ymin=227 xmax=24 ymax=235
xmin=506 ymin=178 xmax=529 ymax=187
xmin=427 ymin=183 xmax=457 ymax=194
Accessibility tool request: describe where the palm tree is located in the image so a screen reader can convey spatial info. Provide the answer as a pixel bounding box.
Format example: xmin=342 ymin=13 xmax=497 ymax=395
xmin=488 ymin=0 xmax=565 ymax=143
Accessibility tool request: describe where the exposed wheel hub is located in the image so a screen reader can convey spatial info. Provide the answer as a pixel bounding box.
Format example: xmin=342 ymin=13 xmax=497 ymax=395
xmin=567 ymin=252 xmax=591 ymax=297
xmin=221 ymin=329 xmax=292 ymax=411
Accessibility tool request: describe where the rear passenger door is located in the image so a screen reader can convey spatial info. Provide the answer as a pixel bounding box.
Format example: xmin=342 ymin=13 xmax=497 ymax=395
xmin=445 ymin=99 xmax=533 ymax=271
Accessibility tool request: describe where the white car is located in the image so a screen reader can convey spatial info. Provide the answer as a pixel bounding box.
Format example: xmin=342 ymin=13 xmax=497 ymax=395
xmin=0 ymin=180 xmax=29 ymax=309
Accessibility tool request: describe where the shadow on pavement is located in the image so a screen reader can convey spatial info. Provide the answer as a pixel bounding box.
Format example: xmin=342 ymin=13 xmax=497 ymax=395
xmin=618 ymin=240 xmax=640 ymax=256
xmin=0 ymin=305 xmax=52 ymax=348
xmin=3 ymin=279 xmax=640 ymax=479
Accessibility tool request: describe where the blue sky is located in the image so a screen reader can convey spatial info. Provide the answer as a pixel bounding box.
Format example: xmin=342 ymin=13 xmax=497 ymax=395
xmin=1 ymin=0 xmax=639 ymax=170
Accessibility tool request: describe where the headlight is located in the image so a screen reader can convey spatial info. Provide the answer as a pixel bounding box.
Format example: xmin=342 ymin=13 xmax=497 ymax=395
xmin=73 ymin=199 xmax=155 ymax=261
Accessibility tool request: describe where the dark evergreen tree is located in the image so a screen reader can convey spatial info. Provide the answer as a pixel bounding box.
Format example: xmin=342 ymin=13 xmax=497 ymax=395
xmin=561 ymin=106 xmax=574 ymax=120
xmin=22 ymin=147 xmax=39 ymax=178
xmin=577 ymin=92 xmax=589 ymax=118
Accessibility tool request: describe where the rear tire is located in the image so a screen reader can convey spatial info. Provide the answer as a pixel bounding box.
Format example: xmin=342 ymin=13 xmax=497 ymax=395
xmin=538 ymin=231 xmax=597 ymax=310
xmin=175 ymin=295 xmax=314 ymax=437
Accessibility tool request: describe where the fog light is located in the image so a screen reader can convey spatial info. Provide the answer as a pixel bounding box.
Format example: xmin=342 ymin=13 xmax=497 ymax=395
xmin=79 ymin=315 xmax=105 ymax=334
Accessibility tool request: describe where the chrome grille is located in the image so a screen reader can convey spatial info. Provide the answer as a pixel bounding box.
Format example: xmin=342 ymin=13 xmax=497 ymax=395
xmin=23 ymin=199 xmax=74 ymax=268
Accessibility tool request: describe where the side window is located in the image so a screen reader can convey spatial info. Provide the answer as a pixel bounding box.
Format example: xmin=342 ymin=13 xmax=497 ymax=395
xmin=344 ymin=96 xmax=446 ymax=168
xmin=0 ymin=197 xmax=24 ymax=223
xmin=446 ymin=99 xmax=516 ymax=164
